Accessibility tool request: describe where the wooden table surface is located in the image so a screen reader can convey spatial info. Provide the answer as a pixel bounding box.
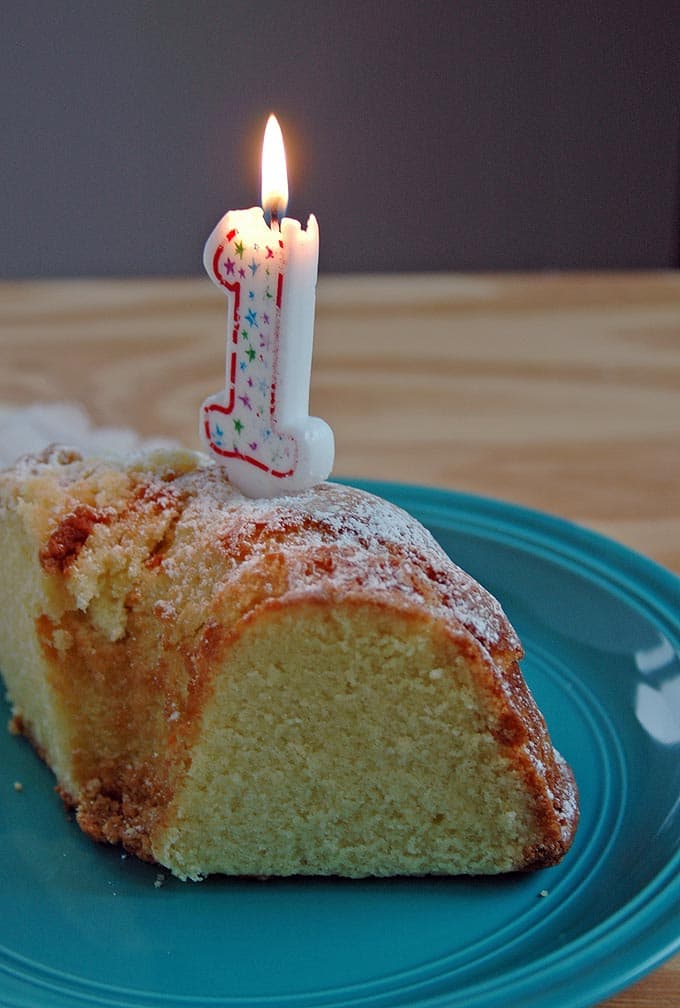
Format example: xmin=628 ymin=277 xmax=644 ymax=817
xmin=1 ymin=271 xmax=679 ymax=1006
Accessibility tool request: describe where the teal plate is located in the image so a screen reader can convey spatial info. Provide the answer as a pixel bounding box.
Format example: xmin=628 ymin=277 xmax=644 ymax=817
xmin=1 ymin=481 xmax=680 ymax=1008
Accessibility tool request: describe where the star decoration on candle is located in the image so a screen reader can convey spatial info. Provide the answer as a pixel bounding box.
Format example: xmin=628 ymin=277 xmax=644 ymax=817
xmin=202 ymin=221 xmax=297 ymax=479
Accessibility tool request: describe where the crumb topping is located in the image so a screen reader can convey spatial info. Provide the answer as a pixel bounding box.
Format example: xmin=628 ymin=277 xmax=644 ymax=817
xmin=1 ymin=445 xmax=522 ymax=662
xmin=39 ymin=504 xmax=113 ymax=574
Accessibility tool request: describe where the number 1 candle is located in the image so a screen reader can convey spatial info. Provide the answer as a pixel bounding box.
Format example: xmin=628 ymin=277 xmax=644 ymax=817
xmin=201 ymin=115 xmax=334 ymax=498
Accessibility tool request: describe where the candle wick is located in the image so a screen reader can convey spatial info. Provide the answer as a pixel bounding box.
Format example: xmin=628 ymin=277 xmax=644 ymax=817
xmin=269 ymin=207 xmax=280 ymax=232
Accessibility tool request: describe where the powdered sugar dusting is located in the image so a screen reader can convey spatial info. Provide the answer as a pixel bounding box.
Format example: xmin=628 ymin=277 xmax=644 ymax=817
xmin=2 ymin=443 xmax=520 ymax=659
xmin=0 ymin=406 xmax=515 ymax=656
xmin=161 ymin=460 xmax=521 ymax=657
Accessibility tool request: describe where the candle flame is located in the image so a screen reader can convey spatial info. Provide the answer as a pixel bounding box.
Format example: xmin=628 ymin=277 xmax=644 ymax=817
xmin=261 ymin=114 xmax=289 ymax=219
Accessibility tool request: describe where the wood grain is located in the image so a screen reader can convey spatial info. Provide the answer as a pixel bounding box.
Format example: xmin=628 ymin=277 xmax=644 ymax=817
xmin=1 ymin=272 xmax=679 ymax=1006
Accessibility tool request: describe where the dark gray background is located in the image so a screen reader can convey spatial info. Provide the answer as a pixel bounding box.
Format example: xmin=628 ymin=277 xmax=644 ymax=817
xmin=3 ymin=1 xmax=679 ymax=278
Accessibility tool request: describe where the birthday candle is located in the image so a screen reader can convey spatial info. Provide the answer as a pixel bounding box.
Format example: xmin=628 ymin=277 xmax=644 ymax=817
xmin=201 ymin=116 xmax=334 ymax=498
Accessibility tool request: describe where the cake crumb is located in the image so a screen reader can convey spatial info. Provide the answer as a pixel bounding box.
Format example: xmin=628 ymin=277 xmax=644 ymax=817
xmin=13 ymin=780 xmax=23 ymax=792
xmin=538 ymin=889 xmax=549 ymax=898
xmin=154 ymin=872 xmax=166 ymax=888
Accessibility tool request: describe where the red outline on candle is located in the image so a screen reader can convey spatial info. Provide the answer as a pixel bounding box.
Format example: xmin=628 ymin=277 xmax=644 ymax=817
xmin=202 ymin=236 xmax=296 ymax=479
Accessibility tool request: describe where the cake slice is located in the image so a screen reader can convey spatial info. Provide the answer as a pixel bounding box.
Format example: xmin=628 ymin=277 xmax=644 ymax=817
xmin=0 ymin=446 xmax=577 ymax=880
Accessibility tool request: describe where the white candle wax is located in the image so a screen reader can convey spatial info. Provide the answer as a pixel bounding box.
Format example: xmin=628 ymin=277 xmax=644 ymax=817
xmin=200 ymin=205 xmax=334 ymax=498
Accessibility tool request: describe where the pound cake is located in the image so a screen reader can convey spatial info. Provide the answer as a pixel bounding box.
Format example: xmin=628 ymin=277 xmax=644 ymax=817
xmin=0 ymin=446 xmax=578 ymax=880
